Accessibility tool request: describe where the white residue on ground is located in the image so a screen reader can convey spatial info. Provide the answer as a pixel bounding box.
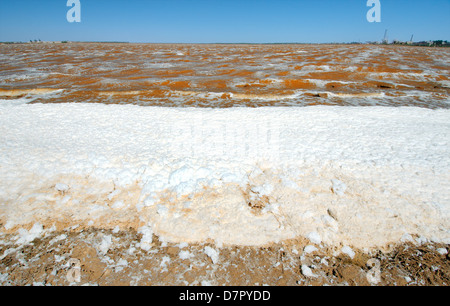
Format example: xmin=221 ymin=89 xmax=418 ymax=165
xmin=0 ymin=103 xmax=449 ymax=250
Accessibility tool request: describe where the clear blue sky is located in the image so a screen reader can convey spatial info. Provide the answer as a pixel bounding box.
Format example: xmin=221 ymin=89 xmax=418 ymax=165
xmin=0 ymin=0 xmax=449 ymax=43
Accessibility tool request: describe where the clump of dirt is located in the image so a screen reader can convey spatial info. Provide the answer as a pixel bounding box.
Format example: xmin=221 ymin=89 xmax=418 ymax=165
xmin=242 ymin=184 xmax=271 ymax=216
xmin=245 ymin=194 xmax=270 ymax=215
xmin=0 ymin=228 xmax=448 ymax=286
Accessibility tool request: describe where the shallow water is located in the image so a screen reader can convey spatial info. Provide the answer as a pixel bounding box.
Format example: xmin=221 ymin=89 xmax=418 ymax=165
xmin=1 ymin=43 xmax=449 ymax=108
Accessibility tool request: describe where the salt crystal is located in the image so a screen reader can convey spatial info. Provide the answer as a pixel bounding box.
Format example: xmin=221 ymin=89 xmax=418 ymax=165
xmin=138 ymin=225 xmax=153 ymax=251
xmin=98 ymin=235 xmax=112 ymax=255
xmin=55 ymin=183 xmax=69 ymax=192
xmin=307 ymin=232 xmax=322 ymax=245
xmin=304 ymin=245 xmax=318 ymax=254
xmin=341 ymin=246 xmax=355 ymax=259
xmin=179 ymin=250 xmax=193 ymax=260
xmin=301 ymin=265 xmax=316 ymax=278
xmin=331 ymin=179 xmax=346 ymax=196
xmin=204 ymin=246 xmax=219 ymax=264
xmin=437 ymin=248 xmax=447 ymax=255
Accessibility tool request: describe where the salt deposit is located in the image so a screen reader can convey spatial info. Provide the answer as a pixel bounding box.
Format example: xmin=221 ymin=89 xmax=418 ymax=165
xmin=0 ymin=102 xmax=449 ymax=250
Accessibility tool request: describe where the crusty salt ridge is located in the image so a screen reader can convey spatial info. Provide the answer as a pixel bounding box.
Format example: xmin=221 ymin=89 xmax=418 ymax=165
xmin=0 ymin=103 xmax=449 ymax=250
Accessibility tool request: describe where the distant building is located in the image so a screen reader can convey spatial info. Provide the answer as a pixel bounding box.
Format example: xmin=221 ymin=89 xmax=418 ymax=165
xmin=364 ymin=39 xmax=449 ymax=47
xmin=411 ymin=40 xmax=449 ymax=47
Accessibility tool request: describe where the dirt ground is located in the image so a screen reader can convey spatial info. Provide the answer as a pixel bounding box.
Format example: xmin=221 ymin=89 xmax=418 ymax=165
xmin=0 ymin=227 xmax=448 ymax=286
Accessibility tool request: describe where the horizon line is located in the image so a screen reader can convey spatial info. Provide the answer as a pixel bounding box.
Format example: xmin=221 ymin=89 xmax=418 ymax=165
xmin=2 ymin=39 xmax=449 ymax=45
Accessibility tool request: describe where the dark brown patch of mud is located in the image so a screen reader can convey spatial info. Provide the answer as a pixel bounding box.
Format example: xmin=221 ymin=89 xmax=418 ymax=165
xmin=0 ymin=228 xmax=448 ymax=286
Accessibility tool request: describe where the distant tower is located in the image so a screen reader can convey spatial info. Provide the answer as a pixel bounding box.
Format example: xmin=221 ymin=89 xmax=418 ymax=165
xmin=382 ymin=29 xmax=388 ymax=44
xmin=409 ymin=34 xmax=414 ymax=43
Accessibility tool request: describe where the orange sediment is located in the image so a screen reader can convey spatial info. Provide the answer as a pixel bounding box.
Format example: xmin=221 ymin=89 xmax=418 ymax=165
xmin=0 ymin=43 xmax=448 ymax=108
xmin=282 ymin=79 xmax=317 ymax=90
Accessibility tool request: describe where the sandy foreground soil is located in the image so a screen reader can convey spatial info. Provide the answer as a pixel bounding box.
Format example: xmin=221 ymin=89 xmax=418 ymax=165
xmin=1 ymin=227 xmax=448 ymax=286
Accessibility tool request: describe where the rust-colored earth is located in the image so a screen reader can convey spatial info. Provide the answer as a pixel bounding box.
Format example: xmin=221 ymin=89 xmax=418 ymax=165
xmin=1 ymin=43 xmax=449 ymax=108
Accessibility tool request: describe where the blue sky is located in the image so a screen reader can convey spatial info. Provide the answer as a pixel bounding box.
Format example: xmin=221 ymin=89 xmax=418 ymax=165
xmin=0 ymin=0 xmax=449 ymax=43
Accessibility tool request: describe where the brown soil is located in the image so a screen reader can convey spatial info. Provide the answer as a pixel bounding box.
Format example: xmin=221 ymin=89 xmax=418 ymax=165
xmin=1 ymin=43 xmax=449 ymax=108
xmin=0 ymin=228 xmax=448 ymax=286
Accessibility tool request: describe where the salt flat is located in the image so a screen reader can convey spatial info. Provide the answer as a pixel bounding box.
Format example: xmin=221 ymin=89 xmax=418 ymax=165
xmin=1 ymin=102 xmax=448 ymax=250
